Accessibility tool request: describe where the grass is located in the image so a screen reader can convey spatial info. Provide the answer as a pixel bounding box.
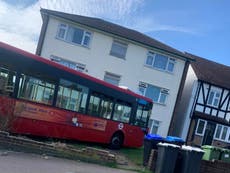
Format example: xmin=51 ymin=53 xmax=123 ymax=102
xmin=119 ymin=146 xmax=144 ymax=166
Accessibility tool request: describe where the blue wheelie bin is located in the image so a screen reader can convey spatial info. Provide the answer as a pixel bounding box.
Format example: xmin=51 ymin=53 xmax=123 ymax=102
xmin=165 ymin=136 xmax=185 ymax=146
xmin=143 ymin=134 xmax=164 ymax=166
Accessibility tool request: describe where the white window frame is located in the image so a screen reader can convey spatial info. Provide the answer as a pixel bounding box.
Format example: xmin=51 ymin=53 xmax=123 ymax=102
xmin=207 ymin=89 xmax=221 ymax=107
xmin=214 ymin=124 xmax=230 ymax=143
xmin=56 ymin=23 xmax=92 ymax=48
xmin=110 ymin=40 xmax=128 ymax=59
xmin=149 ymin=119 xmax=161 ymax=134
xmin=145 ymin=51 xmax=176 ymax=73
xmin=138 ymin=82 xmax=168 ymax=105
xmin=195 ymin=119 xmax=207 ymax=136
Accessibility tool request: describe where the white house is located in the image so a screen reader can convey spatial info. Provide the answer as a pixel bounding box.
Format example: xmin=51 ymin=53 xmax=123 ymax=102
xmin=36 ymin=9 xmax=192 ymax=137
xmin=170 ymin=53 xmax=230 ymax=147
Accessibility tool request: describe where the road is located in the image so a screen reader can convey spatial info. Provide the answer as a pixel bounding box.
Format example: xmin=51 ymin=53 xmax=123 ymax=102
xmin=0 ymin=150 xmax=136 ymax=173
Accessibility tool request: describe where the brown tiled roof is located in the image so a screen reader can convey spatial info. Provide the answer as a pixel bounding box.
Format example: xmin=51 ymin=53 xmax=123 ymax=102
xmin=40 ymin=8 xmax=192 ymax=61
xmin=186 ymin=53 xmax=230 ymax=89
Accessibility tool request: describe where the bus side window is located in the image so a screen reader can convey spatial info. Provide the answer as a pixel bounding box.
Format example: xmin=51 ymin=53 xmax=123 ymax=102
xmin=134 ymin=104 xmax=150 ymax=127
xmin=113 ymin=102 xmax=131 ymax=123
xmin=0 ymin=67 xmax=16 ymax=96
xmin=56 ymin=79 xmax=89 ymax=113
xmin=18 ymin=74 xmax=55 ymax=105
xmin=100 ymin=98 xmax=113 ymax=119
xmin=88 ymin=93 xmax=100 ymax=116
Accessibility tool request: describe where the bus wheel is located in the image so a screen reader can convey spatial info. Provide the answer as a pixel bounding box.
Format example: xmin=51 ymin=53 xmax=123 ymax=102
xmin=109 ymin=132 xmax=124 ymax=149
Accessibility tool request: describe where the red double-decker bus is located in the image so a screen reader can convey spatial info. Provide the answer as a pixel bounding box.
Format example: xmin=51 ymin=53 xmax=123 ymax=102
xmin=0 ymin=42 xmax=153 ymax=148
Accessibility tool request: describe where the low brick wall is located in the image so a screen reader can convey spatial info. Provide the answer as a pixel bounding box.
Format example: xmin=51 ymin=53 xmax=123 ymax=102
xmin=200 ymin=160 xmax=230 ymax=173
xmin=0 ymin=131 xmax=115 ymax=164
xmin=147 ymin=149 xmax=230 ymax=173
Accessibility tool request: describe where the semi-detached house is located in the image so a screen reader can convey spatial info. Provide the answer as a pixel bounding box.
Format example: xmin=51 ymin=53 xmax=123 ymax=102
xmin=170 ymin=53 xmax=230 ymax=147
xmin=36 ymin=9 xmax=193 ymax=137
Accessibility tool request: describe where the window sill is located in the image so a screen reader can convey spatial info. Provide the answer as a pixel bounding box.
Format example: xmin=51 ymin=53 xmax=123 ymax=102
xmin=154 ymin=102 xmax=167 ymax=106
xmin=144 ymin=65 xmax=174 ymax=74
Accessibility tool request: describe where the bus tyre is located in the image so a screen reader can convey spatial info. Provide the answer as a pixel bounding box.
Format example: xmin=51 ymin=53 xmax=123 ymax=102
xmin=110 ymin=132 xmax=124 ymax=149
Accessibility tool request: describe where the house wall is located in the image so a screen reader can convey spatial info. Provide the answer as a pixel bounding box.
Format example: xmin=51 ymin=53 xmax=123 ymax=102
xmin=38 ymin=17 xmax=186 ymax=137
xmin=169 ymin=65 xmax=198 ymax=140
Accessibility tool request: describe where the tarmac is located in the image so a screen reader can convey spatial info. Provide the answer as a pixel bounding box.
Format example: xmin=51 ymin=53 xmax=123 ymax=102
xmin=0 ymin=150 xmax=136 ymax=173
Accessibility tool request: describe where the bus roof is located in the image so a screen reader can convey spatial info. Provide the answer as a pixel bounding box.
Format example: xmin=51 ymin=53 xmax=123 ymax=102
xmin=0 ymin=42 xmax=153 ymax=103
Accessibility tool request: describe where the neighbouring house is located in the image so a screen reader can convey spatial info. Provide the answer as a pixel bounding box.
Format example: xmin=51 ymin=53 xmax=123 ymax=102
xmin=169 ymin=53 xmax=230 ymax=147
xmin=36 ymin=8 xmax=193 ymax=137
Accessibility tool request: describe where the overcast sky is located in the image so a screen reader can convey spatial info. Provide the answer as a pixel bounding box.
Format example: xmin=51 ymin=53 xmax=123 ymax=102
xmin=1 ymin=0 xmax=230 ymax=66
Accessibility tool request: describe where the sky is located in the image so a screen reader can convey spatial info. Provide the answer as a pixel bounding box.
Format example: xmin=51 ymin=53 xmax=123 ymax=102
xmin=0 ymin=0 xmax=230 ymax=66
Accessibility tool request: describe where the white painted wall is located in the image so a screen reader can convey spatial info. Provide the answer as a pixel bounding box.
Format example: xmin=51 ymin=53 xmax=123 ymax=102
xmin=39 ymin=17 xmax=186 ymax=137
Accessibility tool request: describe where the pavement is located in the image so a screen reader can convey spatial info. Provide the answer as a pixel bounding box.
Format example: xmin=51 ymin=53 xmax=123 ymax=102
xmin=0 ymin=150 xmax=136 ymax=173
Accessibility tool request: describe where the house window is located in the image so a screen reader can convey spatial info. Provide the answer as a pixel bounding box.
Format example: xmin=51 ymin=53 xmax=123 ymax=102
xmin=57 ymin=24 xmax=67 ymax=39
xmin=110 ymin=40 xmax=128 ymax=59
xmin=56 ymin=23 xmax=92 ymax=47
xmin=196 ymin=119 xmax=206 ymax=135
xmin=207 ymin=90 xmax=220 ymax=107
xmin=214 ymin=124 xmax=230 ymax=142
xmin=145 ymin=52 xmax=176 ymax=72
xmin=149 ymin=119 xmax=160 ymax=134
xmin=50 ymin=55 xmax=86 ymax=72
xmin=104 ymin=72 xmax=121 ymax=86
xmin=138 ymin=82 xmax=168 ymax=104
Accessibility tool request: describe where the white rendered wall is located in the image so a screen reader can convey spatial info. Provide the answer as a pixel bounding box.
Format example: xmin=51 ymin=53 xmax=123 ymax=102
xmin=39 ymin=17 xmax=186 ymax=137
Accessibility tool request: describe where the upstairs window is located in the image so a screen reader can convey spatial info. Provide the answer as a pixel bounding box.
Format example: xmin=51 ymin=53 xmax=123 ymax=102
xmin=104 ymin=72 xmax=121 ymax=86
xmin=146 ymin=52 xmax=176 ymax=72
xmin=110 ymin=40 xmax=128 ymax=59
xmin=138 ymin=82 xmax=168 ymax=104
xmin=207 ymin=89 xmax=221 ymax=107
xmin=56 ymin=23 xmax=92 ymax=47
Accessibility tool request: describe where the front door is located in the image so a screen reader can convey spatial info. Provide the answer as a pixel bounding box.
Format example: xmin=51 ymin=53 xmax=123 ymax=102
xmin=202 ymin=122 xmax=216 ymax=145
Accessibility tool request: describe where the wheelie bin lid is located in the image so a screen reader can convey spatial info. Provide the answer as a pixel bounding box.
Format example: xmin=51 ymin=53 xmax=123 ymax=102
xmin=181 ymin=145 xmax=204 ymax=153
xmin=202 ymin=145 xmax=222 ymax=151
xmin=165 ymin=136 xmax=185 ymax=143
xmin=144 ymin=134 xmax=164 ymax=140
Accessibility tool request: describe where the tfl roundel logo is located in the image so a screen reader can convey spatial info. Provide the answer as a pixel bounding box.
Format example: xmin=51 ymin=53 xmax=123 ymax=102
xmin=118 ymin=123 xmax=124 ymax=130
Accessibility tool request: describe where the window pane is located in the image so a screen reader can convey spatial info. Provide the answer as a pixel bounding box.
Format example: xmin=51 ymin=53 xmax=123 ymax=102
xmin=57 ymin=24 xmax=67 ymax=39
xmin=196 ymin=120 xmax=205 ymax=134
xmin=134 ymin=104 xmax=150 ymax=127
xmin=153 ymin=54 xmax=168 ymax=70
xmin=104 ymin=72 xmax=120 ymax=86
xmin=0 ymin=67 xmax=16 ymax=96
xmin=19 ymin=75 xmax=55 ymax=105
xmin=100 ymin=99 xmax=113 ymax=119
xmin=72 ymin=27 xmax=84 ymax=44
xmin=150 ymin=120 xmax=160 ymax=134
xmin=57 ymin=79 xmax=88 ymax=113
xmin=88 ymin=95 xmax=100 ymax=116
xmin=113 ymin=103 xmax=131 ymax=123
xmin=146 ymin=54 xmax=154 ymax=65
xmin=167 ymin=62 xmax=174 ymax=72
xmin=207 ymin=91 xmax=214 ymax=105
xmin=110 ymin=41 xmax=127 ymax=59
xmin=215 ymin=125 xmax=222 ymax=139
xmin=159 ymin=93 xmax=167 ymax=104
xmin=221 ymin=126 xmax=228 ymax=140
xmin=83 ymin=32 xmax=91 ymax=47
xmin=145 ymin=85 xmax=160 ymax=102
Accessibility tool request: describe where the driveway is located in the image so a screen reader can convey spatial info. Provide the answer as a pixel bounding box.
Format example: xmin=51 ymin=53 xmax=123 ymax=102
xmin=0 ymin=151 xmax=136 ymax=173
